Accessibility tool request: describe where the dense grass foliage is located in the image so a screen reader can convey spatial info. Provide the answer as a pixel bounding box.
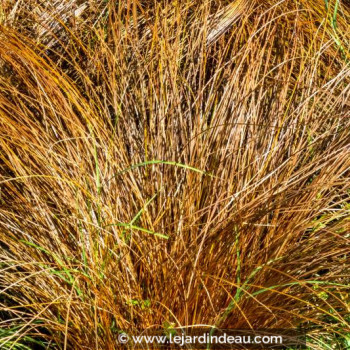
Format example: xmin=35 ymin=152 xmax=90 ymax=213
xmin=0 ymin=0 xmax=349 ymax=349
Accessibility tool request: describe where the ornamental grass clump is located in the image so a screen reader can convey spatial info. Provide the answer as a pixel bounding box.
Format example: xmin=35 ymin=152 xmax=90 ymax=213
xmin=0 ymin=0 xmax=349 ymax=349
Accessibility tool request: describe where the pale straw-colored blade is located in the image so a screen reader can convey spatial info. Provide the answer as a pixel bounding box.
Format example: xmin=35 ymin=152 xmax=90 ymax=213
xmin=207 ymin=0 xmax=248 ymax=47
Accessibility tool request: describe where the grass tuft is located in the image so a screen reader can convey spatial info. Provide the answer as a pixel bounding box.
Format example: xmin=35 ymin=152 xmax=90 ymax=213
xmin=0 ymin=0 xmax=349 ymax=349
